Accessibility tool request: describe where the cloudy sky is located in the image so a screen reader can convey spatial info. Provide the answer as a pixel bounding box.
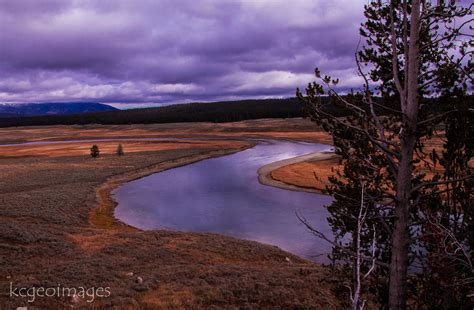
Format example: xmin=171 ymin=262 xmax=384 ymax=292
xmin=0 ymin=0 xmax=366 ymax=107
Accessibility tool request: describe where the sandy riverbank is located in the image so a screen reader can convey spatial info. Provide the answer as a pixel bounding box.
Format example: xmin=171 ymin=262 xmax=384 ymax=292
xmin=258 ymin=151 xmax=338 ymax=193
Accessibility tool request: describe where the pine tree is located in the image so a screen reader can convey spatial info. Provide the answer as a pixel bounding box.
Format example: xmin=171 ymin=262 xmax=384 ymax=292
xmin=90 ymin=144 xmax=100 ymax=158
xmin=297 ymin=1 xmax=472 ymax=308
xmin=116 ymin=144 xmax=124 ymax=156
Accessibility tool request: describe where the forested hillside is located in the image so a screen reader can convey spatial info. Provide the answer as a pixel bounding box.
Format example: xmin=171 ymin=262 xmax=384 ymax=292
xmin=0 ymin=97 xmax=343 ymax=127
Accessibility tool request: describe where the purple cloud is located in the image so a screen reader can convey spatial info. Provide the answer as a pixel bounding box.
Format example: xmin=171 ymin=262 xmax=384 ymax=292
xmin=0 ymin=0 xmax=366 ymax=106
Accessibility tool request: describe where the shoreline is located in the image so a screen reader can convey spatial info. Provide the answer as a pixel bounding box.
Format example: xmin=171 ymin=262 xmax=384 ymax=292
xmin=89 ymin=144 xmax=255 ymax=230
xmin=91 ymin=140 xmax=336 ymax=231
xmin=257 ymin=151 xmax=338 ymax=194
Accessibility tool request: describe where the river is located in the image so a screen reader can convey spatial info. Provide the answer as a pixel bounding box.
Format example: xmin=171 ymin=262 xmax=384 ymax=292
xmin=114 ymin=140 xmax=335 ymax=262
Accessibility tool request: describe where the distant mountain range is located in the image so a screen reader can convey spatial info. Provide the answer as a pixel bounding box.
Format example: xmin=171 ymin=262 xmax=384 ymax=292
xmin=0 ymin=102 xmax=117 ymax=117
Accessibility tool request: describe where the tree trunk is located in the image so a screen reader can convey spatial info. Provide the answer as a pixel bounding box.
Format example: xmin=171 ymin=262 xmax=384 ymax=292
xmin=389 ymin=0 xmax=421 ymax=309
xmin=389 ymin=141 xmax=413 ymax=309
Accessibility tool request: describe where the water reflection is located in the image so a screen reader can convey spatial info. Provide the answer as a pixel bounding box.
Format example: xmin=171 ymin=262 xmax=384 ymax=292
xmin=114 ymin=140 xmax=334 ymax=262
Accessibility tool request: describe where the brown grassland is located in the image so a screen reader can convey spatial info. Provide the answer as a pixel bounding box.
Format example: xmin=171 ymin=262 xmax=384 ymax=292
xmin=0 ymin=118 xmax=344 ymax=309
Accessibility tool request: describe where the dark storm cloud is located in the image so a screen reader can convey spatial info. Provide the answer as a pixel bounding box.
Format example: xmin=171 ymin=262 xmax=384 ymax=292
xmin=0 ymin=0 xmax=366 ymax=105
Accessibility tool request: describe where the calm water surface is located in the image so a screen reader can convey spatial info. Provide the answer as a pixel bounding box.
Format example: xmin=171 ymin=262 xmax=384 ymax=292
xmin=114 ymin=140 xmax=334 ymax=262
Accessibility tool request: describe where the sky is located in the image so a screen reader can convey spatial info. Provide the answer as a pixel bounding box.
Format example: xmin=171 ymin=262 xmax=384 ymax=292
xmin=0 ymin=0 xmax=367 ymax=107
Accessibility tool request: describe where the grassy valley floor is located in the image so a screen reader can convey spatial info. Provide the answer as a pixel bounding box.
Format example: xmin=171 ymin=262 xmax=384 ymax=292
xmin=0 ymin=119 xmax=342 ymax=309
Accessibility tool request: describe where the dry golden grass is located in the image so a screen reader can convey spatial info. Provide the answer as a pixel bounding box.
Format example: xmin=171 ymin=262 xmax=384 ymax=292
xmin=67 ymin=230 xmax=125 ymax=253
xmin=0 ymin=140 xmax=251 ymax=158
xmin=0 ymin=118 xmax=331 ymax=145
xmin=271 ymin=157 xmax=341 ymax=191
